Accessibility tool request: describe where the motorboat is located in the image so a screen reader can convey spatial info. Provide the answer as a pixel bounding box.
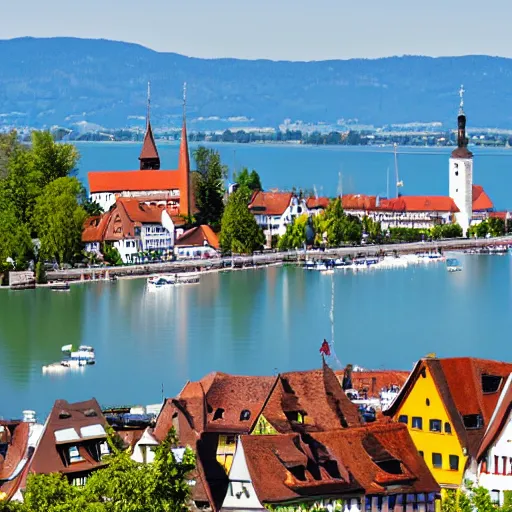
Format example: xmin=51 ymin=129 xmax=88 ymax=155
xmin=62 ymin=344 xmax=95 ymax=363
xmin=147 ymin=274 xmax=200 ymax=288
xmin=446 ymin=258 xmax=462 ymax=272
xmin=50 ymin=281 xmax=70 ymax=291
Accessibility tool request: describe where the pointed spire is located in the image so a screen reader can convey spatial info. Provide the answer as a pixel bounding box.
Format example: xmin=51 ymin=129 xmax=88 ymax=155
xmin=459 ymin=84 xmax=465 ymax=115
xmin=179 ymin=81 xmax=191 ymax=216
xmin=139 ymin=80 xmax=160 ymax=170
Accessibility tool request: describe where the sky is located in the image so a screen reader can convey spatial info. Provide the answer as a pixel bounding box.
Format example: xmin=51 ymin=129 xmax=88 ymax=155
xmin=3 ymin=0 xmax=512 ymax=61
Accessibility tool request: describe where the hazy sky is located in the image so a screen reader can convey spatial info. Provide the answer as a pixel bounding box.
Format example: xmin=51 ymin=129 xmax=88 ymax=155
xmin=3 ymin=0 xmax=512 ymax=61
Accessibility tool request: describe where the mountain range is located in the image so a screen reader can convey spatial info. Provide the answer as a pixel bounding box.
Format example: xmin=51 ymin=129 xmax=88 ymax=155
xmin=1 ymin=37 xmax=512 ymax=130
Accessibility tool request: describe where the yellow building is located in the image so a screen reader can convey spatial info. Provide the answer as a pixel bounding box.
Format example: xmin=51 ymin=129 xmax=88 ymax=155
xmin=385 ymin=357 xmax=512 ymax=490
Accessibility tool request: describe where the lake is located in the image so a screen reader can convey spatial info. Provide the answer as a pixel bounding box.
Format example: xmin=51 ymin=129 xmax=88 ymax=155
xmin=1 ymin=143 xmax=511 ymax=419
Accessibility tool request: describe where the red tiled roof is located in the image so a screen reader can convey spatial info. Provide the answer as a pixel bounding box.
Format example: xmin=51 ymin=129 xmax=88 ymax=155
xmin=259 ymin=363 xmax=362 ymax=434
xmin=472 ymin=185 xmax=494 ymax=211
xmin=0 ymin=421 xmax=30 ymax=501
xmin=117 ymin=198 xmax=163 ymax=223
xmin=379 ymin=196 xmax=460 ymax=213
xmin=29 ymin=398 xmax=108 ymax=476
xmin=385 ymin=357 xmax=512 ymax=459
xmin=451 ymin=147 xmax=473 ymax=159
xmin=88 ymin=170 xmax=182 ymax=194
xmin=306 ymin=197 xmax=330 ymax=210
xmin=82 ymin=213 xmax=112 ymax=243
xmin=175 ymin=225 xmax=219 ymax=249
xmin=489 ymin=211 xmax=508 ymax=220
xmin=248 ymin=191 xmax=293 ymax=216
xmin=477 ymin=374 xmax=512 ymax=460
xmin=342 ymin=194 xmax=377 ymax=210
xmin=241 ymin=423 xmax=439 ymax=505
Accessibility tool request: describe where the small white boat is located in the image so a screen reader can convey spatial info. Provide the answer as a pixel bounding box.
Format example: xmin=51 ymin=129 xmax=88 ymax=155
xmin=61 ymin=344 xmax=73 ymax=352
xmin=446 ymin=258 xmax=462 ymax=272
xmin=61 ymin=357 xmax=88 ymax=368
xmin=147 ymin=274 xmax=200 ymax=288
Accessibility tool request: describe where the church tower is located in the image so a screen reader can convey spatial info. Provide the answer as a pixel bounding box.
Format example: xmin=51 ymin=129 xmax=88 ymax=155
xmin=139 ymin=81 xmax=161 ymax=170
xmin=449 ymin=85 xmax=473 ymax=235
xmin=178 ymin=82 xmax=191 ymax=217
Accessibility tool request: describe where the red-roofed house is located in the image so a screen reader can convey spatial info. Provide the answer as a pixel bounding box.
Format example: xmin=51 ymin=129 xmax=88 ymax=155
xmin=306 ymin=196 xmax=330 ymax=215
xmin=88 ymin=89 xmax=192 ymax=218
xmin=248 ymin=191 xmax=309 ymax=243
xmin=221 ymin=423 xmax=440 ymax=511
xmin=384 ymin=357 xmax=512 ymax=490
xmin=466 ymin=373 xmax=512 ymax=506
xmin=82 ymin=198 xmax=185 ymax=263
xmin=175 ymin=225 xmax=220 ymax=259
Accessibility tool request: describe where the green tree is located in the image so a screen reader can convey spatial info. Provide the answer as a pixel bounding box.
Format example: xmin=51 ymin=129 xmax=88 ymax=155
xmin=83 ymin=199 xmax=104 ymax=217
xmin=322 ymin=198 xmax=363 ymax=247
xmin=34 ymin=177 xmax=87 ymax=264
xmin=0 ymin=131 xmax=23 ymax=180
xmin=193 ymin=147 xmax=226 ymax=228
xmin=102 ymin=243 xmax=123 ymax=266
xmin=234 ymin=168 xmax=262 ymax=194
xmin=22 ymin=472 xmax=82 ymax=512
xmin=220 ymin=188 xmax=264 ymax=254
xmin=31 ymin=131 xmax=79 ymax=188
xmin=278 ymin=214 xmax=309 ymax=250
xmin=362 ymin=215 xmax=382 ymax=242
xmin=0 ymin=203 xmax=33 ymax=268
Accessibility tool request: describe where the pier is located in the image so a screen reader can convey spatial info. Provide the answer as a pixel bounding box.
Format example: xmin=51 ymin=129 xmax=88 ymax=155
xmin=44 ymin=236 xmax=512 ymax=283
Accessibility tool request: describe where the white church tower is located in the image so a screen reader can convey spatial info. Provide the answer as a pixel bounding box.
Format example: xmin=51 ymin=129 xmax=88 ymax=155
xmin=449 ymin=85 xmax=473 ymax=235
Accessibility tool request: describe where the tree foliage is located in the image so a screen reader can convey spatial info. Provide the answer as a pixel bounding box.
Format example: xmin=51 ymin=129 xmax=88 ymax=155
xmin=220 ymin=188 xmax=264 ymax=254
xmin=193 ymin=147 xmax=226 ymax=229
xmin=234 ymin=167 xmax=262 ymax=200
xmin=0 ymin=131 xmax=23 ymax=180
xmin=34 ymin=177 xmax=87 ymax=264
xmin=278 ymin=214 xmax=309 ymax=250
xmin=468 ymin=218 xmax=506 ymax=238
xmin=442 ymin=482 xmax=512 ymax=512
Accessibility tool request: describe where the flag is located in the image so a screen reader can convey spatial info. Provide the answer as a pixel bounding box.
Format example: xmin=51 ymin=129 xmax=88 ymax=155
xmin=319 ymin=339 xmax=331 ymax=356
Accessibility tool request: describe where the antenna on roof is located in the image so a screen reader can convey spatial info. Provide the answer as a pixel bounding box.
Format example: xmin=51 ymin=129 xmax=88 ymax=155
xmin=183 ymin=81 xmax=187 ymax=120
xmin=394 ymin=143 xmax=404 ymax=198
xmin=459 ymin=84 xmax=465 ymax=115
xmin=147 ymin=80 xmax=151 ymax=127
xmin=337 ymin=171 xmax=343 ymax=198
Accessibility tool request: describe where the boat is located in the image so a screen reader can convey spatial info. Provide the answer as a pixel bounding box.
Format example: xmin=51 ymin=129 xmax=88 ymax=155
xmin=147 ymin=273 xmax=200 ymax=288
xmin=446 ymin=258 xmax=462 ymax=272
xmin=50 ymin=281 xmax=70 ymax=291
xmin=62 ymin=344 xmax=95 ymax=363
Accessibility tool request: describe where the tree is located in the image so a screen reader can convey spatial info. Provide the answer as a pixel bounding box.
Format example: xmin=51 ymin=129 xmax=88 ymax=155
xmin=234 ymin=168 xmax=262 ymax=193
xmin=193 ymin=147 xmax=226 ymax=228
xmin=34 ymin=177 xmax=87 ymax=264
xmin=30 ymin=131 xmax=79 ymax=188
xmin=0 ymin=131 xmax=23 ymax=180
xmin=441 ymin=482 xmax=512 ymax=512
xmin=0 ymin=203 xmax=33 ymax=268
xmin=83 ymin=199 xmax=104 ymax=217
xmin=322 ymin=198 xmax=363 ymax=247
xmin=102 ymin=243 xmax=123 ymax=266
xmin=220 ymin=188 xmax=264 ymax=254
xmin=278 ymin=214 xmax=309 ymax=250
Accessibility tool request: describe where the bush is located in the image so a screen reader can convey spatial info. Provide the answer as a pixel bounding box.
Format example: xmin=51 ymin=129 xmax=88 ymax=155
xmin=35 ymin=261 xmax=47 ymax=284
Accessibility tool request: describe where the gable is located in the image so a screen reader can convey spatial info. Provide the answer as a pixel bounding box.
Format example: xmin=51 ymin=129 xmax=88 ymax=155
xmin=251 ymin=414 xmax=278 ymax=436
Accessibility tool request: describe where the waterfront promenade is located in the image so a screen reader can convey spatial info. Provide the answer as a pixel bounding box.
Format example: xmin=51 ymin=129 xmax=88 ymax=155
xmin=46 ymin=235 xmax=512 ymax=281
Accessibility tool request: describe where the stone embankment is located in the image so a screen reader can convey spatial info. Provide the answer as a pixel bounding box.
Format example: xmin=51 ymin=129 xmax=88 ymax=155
xmin=44 ymin=236 xmax=512 ymax=283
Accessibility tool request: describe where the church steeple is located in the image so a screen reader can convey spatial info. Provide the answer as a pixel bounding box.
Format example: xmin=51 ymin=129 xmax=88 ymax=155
xmin=139 ymin=81 xmax=161 ymax=170
xmin=451 ymin=84 xmax=473 ymax=159
xmin=178 ymin=82 xmax=191 ymax=217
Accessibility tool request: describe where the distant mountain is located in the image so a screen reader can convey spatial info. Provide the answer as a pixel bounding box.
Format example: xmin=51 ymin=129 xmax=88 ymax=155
xmin=1 ymin=37 xmax=512 ymax=129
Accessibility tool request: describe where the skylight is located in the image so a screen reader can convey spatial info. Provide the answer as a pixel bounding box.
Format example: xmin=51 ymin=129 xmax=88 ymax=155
xmin=80 ymin=424 xmax=107 ymax=439
xmin=54 ymin=428 xmax=80 ymax=444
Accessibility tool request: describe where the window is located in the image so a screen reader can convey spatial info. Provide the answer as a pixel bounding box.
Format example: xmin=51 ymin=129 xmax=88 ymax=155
xmin=455 ymin=171 xmax=459 ymax=177
xmin=412 ymin=417 xmax=423 ymax=429
xmin=491 ymin=490 xmax=500 ymax=505
xmin=420 ymin=369 xmax=427 ymax=378
xmin=463 ymin=414 xmax=484 ymax=429
xmin=100 ymin=441 xmax=109 ymax=459
xmin=213 ymin=408 xmax=224 ymax=421
xmin=69 ymin=446 xmax=84 ymax=463
xmin=444 ymin=422 xmax=452 ymax=434
xmin=449 ymin=455 xmax=459 ymax=470
xmin=432 ymin=453 xmax=442 ymax=468
xmin=482 ymin=375 xmax=502 ymax=394
xmin=425 ymin=398 xmax=430 ymax=406
xmin=398 ymin=415 xmax=408 ymax=425
xmin=240 ymin=409 xmax=251 ymax=421
xmin=429 ymin=419 xmax=442 ymax=432
xmin=419 ymin=451 xmax=424 ymax=458
xmin=503 ymin=456 xmax=508 ymax=475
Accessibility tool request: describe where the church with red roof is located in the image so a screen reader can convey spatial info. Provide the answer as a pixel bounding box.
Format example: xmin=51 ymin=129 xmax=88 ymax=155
xmin=88 ymin=82 xmax=192 ymax=219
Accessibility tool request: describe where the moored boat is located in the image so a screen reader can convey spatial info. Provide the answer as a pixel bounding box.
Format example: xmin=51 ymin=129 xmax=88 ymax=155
xmin=147 ymin=273 xmax=200 ymax=288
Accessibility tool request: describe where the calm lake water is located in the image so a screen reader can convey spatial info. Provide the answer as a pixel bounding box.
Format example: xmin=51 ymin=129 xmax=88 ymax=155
xmin=1 ymin=144 xmax=512 ymax=419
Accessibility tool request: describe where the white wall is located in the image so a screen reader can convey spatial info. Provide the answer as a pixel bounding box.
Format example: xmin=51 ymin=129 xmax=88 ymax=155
xmin=131 ymin=429 xmax=158 ymax=464
xmin=449 ymin=157 xmax=473 ymax=235
xmin=221 ymin=438 xmax=265 ymax=510
xmin=113 ymin=239 xmax=139 ymax=263
xmin=91 ymin=192 xmax=117 ymax=212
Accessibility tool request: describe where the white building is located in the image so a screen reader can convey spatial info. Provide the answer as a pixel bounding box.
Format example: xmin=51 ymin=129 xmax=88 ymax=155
xmin=248 ymin=191 xmax=309 ymax=245
xmin=465 ymin=374 xmax=512 ymax=506
xmin=449 ymin=86 xmax=474 ymax=236
xmin=175 ymin=225 xmax=220 ymax=259
xmin=82 ymin=198 xmax=184 ymax=264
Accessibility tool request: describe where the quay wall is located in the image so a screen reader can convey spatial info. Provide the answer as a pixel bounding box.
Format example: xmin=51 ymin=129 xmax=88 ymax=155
xmin=44 ymin=236 xmax=512 ymax=283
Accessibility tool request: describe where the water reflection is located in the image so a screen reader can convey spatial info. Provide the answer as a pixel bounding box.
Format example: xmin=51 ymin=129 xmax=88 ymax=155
xmin=0 ymin=257 xmax=511 ymax=418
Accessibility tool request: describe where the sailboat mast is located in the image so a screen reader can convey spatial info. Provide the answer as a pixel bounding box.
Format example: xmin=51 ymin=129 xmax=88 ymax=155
xmin=394 ymin=143 xmax=399 ymax=198
xmin=386 ymin=166 xmax=390 ymax=199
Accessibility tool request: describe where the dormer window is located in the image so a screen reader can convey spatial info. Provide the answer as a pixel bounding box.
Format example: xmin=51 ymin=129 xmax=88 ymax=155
xmin=463 ymin=414 xmax=484 ymax=429
xmin=83 ymin=409 xmax=97 ymax=417
xmin=213 ymin=408 xmax=224 ymax=421
xmin=69 ymin=446 xmax=84 ymax=463
xmin=240 ymin=410 xmax=251 ymax=421
xmin=285 ymin=411 xmax=305 ymax=424
xmin=59 ymin=410 xmax=71 ymax=419
xmin=482 ymin=375 xmax=502 ymax=394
